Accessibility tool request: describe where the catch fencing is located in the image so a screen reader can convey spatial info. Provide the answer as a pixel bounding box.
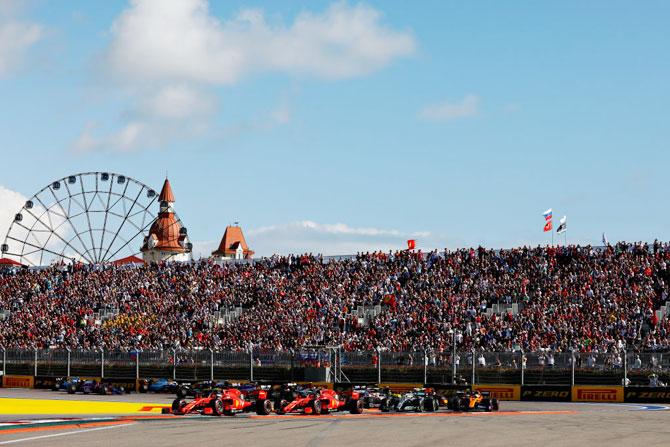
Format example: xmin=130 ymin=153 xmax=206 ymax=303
xmin=0 ymin=347 xmax=668 ymax=386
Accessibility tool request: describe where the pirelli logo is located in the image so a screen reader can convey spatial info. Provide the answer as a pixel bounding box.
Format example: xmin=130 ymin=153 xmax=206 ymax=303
xmin=2 ymin=375 xmax=34 ymax=388
xmin=572 ymin=386 xmax=623 ymax=403
xmin=474 ymin=385 xmax=520 ymax=401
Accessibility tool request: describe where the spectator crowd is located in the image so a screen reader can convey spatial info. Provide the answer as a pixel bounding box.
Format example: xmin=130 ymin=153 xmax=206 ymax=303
xmin=1 ymin=241 xmax=669 ymax=356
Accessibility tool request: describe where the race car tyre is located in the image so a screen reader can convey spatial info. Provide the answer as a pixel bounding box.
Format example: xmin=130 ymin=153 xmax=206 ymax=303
xmin=177 ymin=386 xmax=188 ymax=399
xmin=424 ymin=398 xmax=438 ymax=412
xmin=139 ymin=383 xmax=149 ymax=393
xmin=172 ymin=399 xmax=187 ymax=415
xmin=380 ymin=399 xmax=390 ymax=413
xmin=256 ymin=399 xmax=273 ymax=416
xmin=492 ymin=399 xmax=499 ymax=411
xmin=415 ymin=398 xmax=424 ymax=413
xmin=212 ymin=398 xmax=224 ymax=416
xmin=349 ymin=399 xmax=364 ymax=415
xmin=312 ymin=399 xmax=322 ymax=415
xmin=320 ymin=400 xmax=330 ymax=415
xmin=275 ymin=399 xmax=289 ymax=415
xmin=67 ymin=384 xmax=76 ymax=394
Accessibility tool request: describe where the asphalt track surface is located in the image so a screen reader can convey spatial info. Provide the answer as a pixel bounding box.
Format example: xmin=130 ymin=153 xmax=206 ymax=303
xmin=1 ymin=389 xmax=669 ymax=446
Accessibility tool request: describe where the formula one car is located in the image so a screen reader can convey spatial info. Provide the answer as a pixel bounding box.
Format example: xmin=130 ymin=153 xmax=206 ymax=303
xmin=137 ymin=378 xmax=180 ymax=394
xmin=165 ymin=392 xmax=225 ymax=416
xmin=355 ymin=386 xmax=389 ymax=409
xmin=175 ymin=380 xmax=229 ymax=399
xmin=381 ymin=388 xmax=440 ymax=412
xmin=447 ymin=390 xmax=499 ymax=412
xmin=219 ymin=385 xmax=274 ymax=416
xmin=53 ymin=377 xmax=126 ymax=395
xmin=275 ymin=387 xmax=363 ymax=415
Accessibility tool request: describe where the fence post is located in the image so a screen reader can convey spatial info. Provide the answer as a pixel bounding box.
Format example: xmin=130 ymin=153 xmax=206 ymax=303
xmin=521 ymin=350 xmax=525 ymax=386
xmin=135 ymin=351 xmax=140 ymax=381
xmin=66 ymin=348 xmax=71 ymax=377
xmin=452 ymin=338 xmax=457 ymax=384
xmin=471 ymin=348 xmax=476 ymax=385
xmin=34 ymin=349 xmax=38 ymax=377
xmin=249 ymin=345 xmax=254 ymax=382
xmin=423 ymin=350 xmax=428 ymax=384
xmin=377 ymin=348 xmax=381 ymax=384
xmin=101 ymin=349 xmax=104 ymax=379
xmin=172 ymin=349 xmax=177 ymax=380
xmin=2 ymin=347 xmax=5 ymax=377
xmin=571 ymin=350 xmax=576 ymax=387
xmin=209 ymin=348 xmax=214 ymax=382
xmin=623 ymin=350 xmax=628 ymax=386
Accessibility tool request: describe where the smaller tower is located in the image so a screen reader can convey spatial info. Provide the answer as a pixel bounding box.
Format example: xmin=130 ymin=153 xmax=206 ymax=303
xmin=212 ymin=225 xmax=254 ymax=260
xmin=141 ymin=178 xmax=192 ymax=263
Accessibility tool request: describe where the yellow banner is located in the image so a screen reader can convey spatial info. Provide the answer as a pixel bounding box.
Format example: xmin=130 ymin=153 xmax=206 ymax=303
xmin=2 ymin=375 xmax=34 ymax=389
xmin=572 ymin=385 xmax=623 ymax=403
xmin=474 ymin=384 xmax=520 ymax=401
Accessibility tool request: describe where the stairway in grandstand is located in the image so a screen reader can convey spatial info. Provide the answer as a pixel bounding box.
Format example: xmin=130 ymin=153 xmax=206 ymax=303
xmin=212 ymin=307 xmax=244 ymax=325
xmin=484 ymin=302 xmax=521 ymax=317
xmin=351 ymin=305 xmax=386 ymax=327
xmin=657 ymin=300 xmax=670 ymax=320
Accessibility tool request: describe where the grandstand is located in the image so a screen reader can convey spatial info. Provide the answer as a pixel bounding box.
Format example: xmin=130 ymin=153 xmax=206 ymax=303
xmin=0 ymin=242 xmax=668 ymax=356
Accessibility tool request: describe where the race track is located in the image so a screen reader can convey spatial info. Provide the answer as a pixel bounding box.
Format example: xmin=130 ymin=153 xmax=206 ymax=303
xmin=0 ymin=389 xmax=668 ymax=446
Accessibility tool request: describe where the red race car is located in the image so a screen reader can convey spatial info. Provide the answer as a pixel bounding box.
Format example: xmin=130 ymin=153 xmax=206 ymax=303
xmin=276 ymin=387 xmax=363 ymax=415
xmin=165 ymin=391 xmax=225 ymax=416
xmin=220 ymin=386 xmax=273 ymax=416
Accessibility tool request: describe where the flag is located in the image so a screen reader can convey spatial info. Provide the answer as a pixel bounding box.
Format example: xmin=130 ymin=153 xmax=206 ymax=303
xmin=602 ymin=233 xmax=608 ymax=246
xmin=542 ymin=208 xmax=553 ymax=221
xmin=556 ymin=216 xmax=567 ymax=234
xmin=407 ymin=239 xmax=416 ymax=250
xmin=544 ymin=221 xmax=553 ymax=232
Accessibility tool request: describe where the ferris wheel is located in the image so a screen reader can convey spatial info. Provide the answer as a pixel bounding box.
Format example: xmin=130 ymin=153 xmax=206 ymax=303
xmin=1 ymin=172 xmax=168 ymax=266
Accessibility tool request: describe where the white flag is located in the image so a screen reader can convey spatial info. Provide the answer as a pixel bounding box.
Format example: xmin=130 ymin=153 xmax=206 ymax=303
xmin=602 ymin=233 xmax=608 ymax=246
xmin=557 ymin=216 xmax=567 ymax=234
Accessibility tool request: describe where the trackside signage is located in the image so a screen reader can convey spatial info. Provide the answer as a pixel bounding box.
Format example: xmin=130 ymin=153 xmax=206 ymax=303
xmin=2 ymin=375 xmax=34 ymax=388
xmin=572 ymin=386 xmax=623 ymax=403
xmin=473 ymin=384 xmax=520 ymax=401
xmin=624 ymin=387 xmax=670 ymax=403
xmin=521 ymin=385 xmax=571 ymax=402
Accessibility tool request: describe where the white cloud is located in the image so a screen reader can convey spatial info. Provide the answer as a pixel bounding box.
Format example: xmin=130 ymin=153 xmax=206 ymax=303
xmin=0 ymin=1 xmax=43 ymax=77
xmin=0 ymin=185 xmax=27 ymax=251
xmin=243 ymin=220 xmax=433 ymax=257
xmin=106 ymin=0 xmax=415 ymax=84
xmin=74 ymin=0 xmax=415 ymax=153
xmin=72 ymin=85 xmax=215 ymax=153
xmin=420 ymin=94 xmax=480 ymax=122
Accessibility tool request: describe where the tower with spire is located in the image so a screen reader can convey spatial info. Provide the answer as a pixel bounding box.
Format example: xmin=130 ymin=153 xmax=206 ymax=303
xmin=140 ymin=178 xmax=192 ymax=263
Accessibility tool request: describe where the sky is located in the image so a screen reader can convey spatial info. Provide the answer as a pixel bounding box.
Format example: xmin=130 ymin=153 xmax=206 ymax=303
xmin=0 ymin=0 xmax=669 ymax=259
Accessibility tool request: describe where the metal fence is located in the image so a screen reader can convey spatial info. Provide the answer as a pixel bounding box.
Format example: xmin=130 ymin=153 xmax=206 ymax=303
xmin=0 ymin=347 xmax=668 ymax=386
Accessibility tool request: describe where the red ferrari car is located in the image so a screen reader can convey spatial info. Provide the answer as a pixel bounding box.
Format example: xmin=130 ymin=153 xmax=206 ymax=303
xmin=220 ymin=387 xmax=273 ymax=416
xmin=165 ymin=392 xmax=224 ymax=415
xmin=276 ymin=387 xmax=363 ymax=415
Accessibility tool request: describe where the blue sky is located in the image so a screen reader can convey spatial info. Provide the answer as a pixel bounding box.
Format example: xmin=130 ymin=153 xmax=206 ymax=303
xmin=0 ymin=0 xmax=669 ymax=257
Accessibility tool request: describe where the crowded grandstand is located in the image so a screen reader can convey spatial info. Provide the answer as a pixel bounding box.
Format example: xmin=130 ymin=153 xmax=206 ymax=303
xmin=1 ymin=241 xmax=668 ymax=356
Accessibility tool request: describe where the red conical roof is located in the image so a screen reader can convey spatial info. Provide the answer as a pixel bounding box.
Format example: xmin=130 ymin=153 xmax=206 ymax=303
xmin=158 ymin=178 xmax=175 ymax=202
xmin=212 ymin=226 xmax=254 ymax=258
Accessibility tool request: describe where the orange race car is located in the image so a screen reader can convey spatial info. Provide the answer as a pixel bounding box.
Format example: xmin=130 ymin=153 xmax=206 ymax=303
xmin=447 ymin=390 xmax=499 ymax=412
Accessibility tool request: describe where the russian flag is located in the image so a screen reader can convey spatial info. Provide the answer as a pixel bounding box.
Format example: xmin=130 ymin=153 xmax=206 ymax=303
xmin=542 ymin=208 xmax=552 ymax=221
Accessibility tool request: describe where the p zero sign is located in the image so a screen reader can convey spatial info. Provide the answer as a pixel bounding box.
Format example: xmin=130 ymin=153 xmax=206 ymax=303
xmin=473 ymin=384 xmax=520 ymax=401
xmin=572 ymin=386 xmax=623 ymax=403
xmin=521 ymin=385 xmax=571 ymax=402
